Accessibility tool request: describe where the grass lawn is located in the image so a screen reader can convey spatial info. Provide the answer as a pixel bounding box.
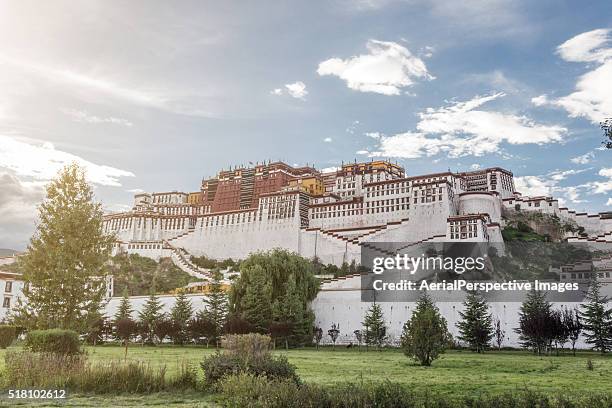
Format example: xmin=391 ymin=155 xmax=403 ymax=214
xmin=0 ymin=345 xmax=611 ymax=406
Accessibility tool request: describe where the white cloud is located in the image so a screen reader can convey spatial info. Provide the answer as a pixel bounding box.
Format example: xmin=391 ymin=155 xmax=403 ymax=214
xmin=285 ymin=81 xmax=308 ymax=99
xmin=356 ymin=150 xmax=369 ymax=155
xmin=607 ymin=198 xmax=612 ymax=206
xmin=323 ymin=137 xmax=333 ymax=143
xmin=470 ymin=164 xmax=481 ymax=170
xmin=586 ymin=167 xmax=612 ymax=194
xmin=0 ymin=55 xmax=214 ymax=117
xmin=543 ymin=29 xmax=612 ymax=123
xmin=270 ymin=81 xmax=308 ymax=99
xmin=0 ymin=135 xmax=135 ymax=187
xmin=570 ymin=151 xmax=595 ymax=165
xmin=61 ymin=108 xmax=133 ymax=127
xmin=371 ymin=93 xmax=566 ymax=158
xmin=556 ymin=29 xmax=612 ymax=63
xmin=364 ymin=132 xmax=382 ymax=139
xmin=549 ymin=168 xmax=588 ymax=182
xmin=317 ymin=40 xmax=433 ymax=95
xmin=531 ymin=94 xmax=549 ymax=106
xmin=320 ymin=166 xmax=340 ymax=173
xmin=514 ymin=175 xmax=557 ymax=197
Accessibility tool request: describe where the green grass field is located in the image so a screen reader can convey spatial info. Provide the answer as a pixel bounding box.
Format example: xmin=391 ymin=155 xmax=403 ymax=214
xmin=0 ymin=345 xmax=611 ymax=407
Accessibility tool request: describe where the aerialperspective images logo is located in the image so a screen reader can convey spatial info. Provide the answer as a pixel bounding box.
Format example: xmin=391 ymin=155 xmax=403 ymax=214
xmin=0 ymin=1 xmax=612 ymax=407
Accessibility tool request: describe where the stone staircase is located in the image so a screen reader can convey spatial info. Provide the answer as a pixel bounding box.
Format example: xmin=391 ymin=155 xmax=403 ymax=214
xmin=165 ymin=241 xmax=211 ymax=281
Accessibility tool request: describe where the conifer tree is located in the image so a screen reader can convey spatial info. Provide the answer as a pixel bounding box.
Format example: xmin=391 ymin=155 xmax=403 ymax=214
xmin=12 ymin=164 xmax=114 ymax=330
xmin=114 ymin=289 xmax=134 ymax=322
xmin=401 ymin=292 xmax=450 ymax=366
xmin=199 ymin=269 xmax=228 ymax=344
xmin=363 ymin=302 xmax=387 ymax=349
xmin=138 ymin=291 xmax=164 ymax=344
xmin=170 ymin=291 xmax=193 ymax=345
xmin=515 ymin=289 xmax=552 ymax=355
xmin=456 ymin=291 xmax=494 ymax=352
xmin=580 ymin=277 xmax=612 ymax=354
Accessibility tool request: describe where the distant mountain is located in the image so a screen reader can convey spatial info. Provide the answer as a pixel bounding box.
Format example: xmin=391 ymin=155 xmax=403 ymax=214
xmin=0 ymin=249 xmax=20 ymax=257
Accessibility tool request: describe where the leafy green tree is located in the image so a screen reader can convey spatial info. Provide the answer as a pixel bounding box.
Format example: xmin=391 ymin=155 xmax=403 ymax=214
xmin=363 ymin=303 xmax=387 ymax=349
xmin=580 ymin=277 xmax=612 ymax=354
xmin=170 ymin=291 xmax=193 ymax=345
xmin=515 ymin=289 xmax=552 ymax=355
xmin=138 ymin=292 xmax=164 ymax=344
xmin=400 ymin=292 xmax=450 ymax=366
xmin=240 ymin=265 xmax=272 ymax=333
xmin=566 ymin=308 xmax=582 ymax=356
xmin=456 ymin=291 xmax=494 ymax=352
xmin=11 ymin=164 xmax=114 ymax=331
xmin=199 ymin=269 xmax=228 ymax=345
xmin=230 ymin=250 xmax=319 ymax=344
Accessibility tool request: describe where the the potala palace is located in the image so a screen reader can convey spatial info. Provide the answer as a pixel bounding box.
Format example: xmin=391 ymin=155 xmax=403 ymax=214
xmin=103 ymin=159 xmax=612 ymax=268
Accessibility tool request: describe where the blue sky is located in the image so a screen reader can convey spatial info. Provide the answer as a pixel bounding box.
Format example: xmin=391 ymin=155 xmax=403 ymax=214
xmin=0 ymin=0 xmax=611 ymax=249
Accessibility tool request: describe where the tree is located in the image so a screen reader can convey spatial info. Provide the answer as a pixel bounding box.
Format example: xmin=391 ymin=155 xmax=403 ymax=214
xmin=138 ymin=292 xmax=164 ymax=344
xmin=601 ymin=118 xmax=612 ymax=149
xmin=363 ymin=303 xmax=387 ymax=350
xmin=85 ymin=316 xmax=106 ymax=346
xmin=515 ymin=289 xmax=552 ymax=355
xmin=224 ymin=314 xmax=254 ymax=335
xmin=400 ymin=292 xmax=450 ymax=366
xmin=494 ymin=318 xmax=505 ymax=350
xmin=188 ymin=316 xmax=216 ymax=346
xmin=268 ymin=321 xmax=294 ymax=349
xmin=550 ymin=309 xmax=569 ymax=354
xmin=116 ymin=318 xmax=137 ymax=359
xmin=153 ymin=318 xmax=174 ymax=344
xmin=456 ymin=291 xmax=494 ymax=353
xmin=114 ymin=289 xmax=134 ymax=322
xmin=170 ymin=291 xmax=193 ymax=345
xmin=230 ymin=250 xmax=319 ymax=343
xmin=566 ymin=308 xmax=582 ymax=356
xmin=200 ymin=270 xmax=228 ymax=346
xmin=354 ymin=329 xmax=363 ymax=349
xmin=11 ymin=164 xmax=114 ymax=331
xmin=240 ymin=265 xmax=272 ymax=333
xmin=580 ymin=277 xmax=612 ymax=354
xmin=328 ymin=323 xmax=340 ymax=349
xmin=313 ymin=326 xmax=323 ymax=349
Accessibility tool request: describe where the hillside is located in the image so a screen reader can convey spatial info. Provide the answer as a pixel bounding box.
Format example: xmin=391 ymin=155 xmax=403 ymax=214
xmin=108 ymin=253 xmax=204 ymax=296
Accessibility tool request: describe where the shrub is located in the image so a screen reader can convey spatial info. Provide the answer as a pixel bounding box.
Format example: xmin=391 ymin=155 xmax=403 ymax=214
xmin=220 ymin=373 xmax=327 ymax=408
xmin=218 ymin=376 xmax=612 ymax=408
xmin=24 ymin=329 xmax=81 ymax=355
xmin=222 ymin=333 xmax=271 ymax=362
xmin=4 ymin=351 xmax=86 ymax=389
xmin=75 ymin=360 xmax=167 ymax=393
xmin=0 ymin=325 xmax=17 ymax=348
xmin=4 ymin=351 xmax=195 ymax=394
xmin=202 ymin=334 xmax=298 ymax=387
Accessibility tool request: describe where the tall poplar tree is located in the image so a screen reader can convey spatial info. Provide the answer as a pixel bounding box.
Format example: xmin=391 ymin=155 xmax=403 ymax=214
xmin=12 ymin=164 xmax=114 ymax=331
xmin=580 ymin=277 xmax=612 ymax=354
xmin=456 ymin=291 xmax=494 ymax=352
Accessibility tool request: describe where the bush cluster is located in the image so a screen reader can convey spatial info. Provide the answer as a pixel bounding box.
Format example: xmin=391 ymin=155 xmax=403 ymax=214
xmin=201 ymin=334 xmax=298 ymax=387
xmin=24 ymin=329 xmax=81 ymax=355
xmin=219 ymin=374 xmax=612 ymax=408
xmin=0 ymin=325 xmax=18 ymax=349
xmin=3 ymin=351 xmax=197 ymax=393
